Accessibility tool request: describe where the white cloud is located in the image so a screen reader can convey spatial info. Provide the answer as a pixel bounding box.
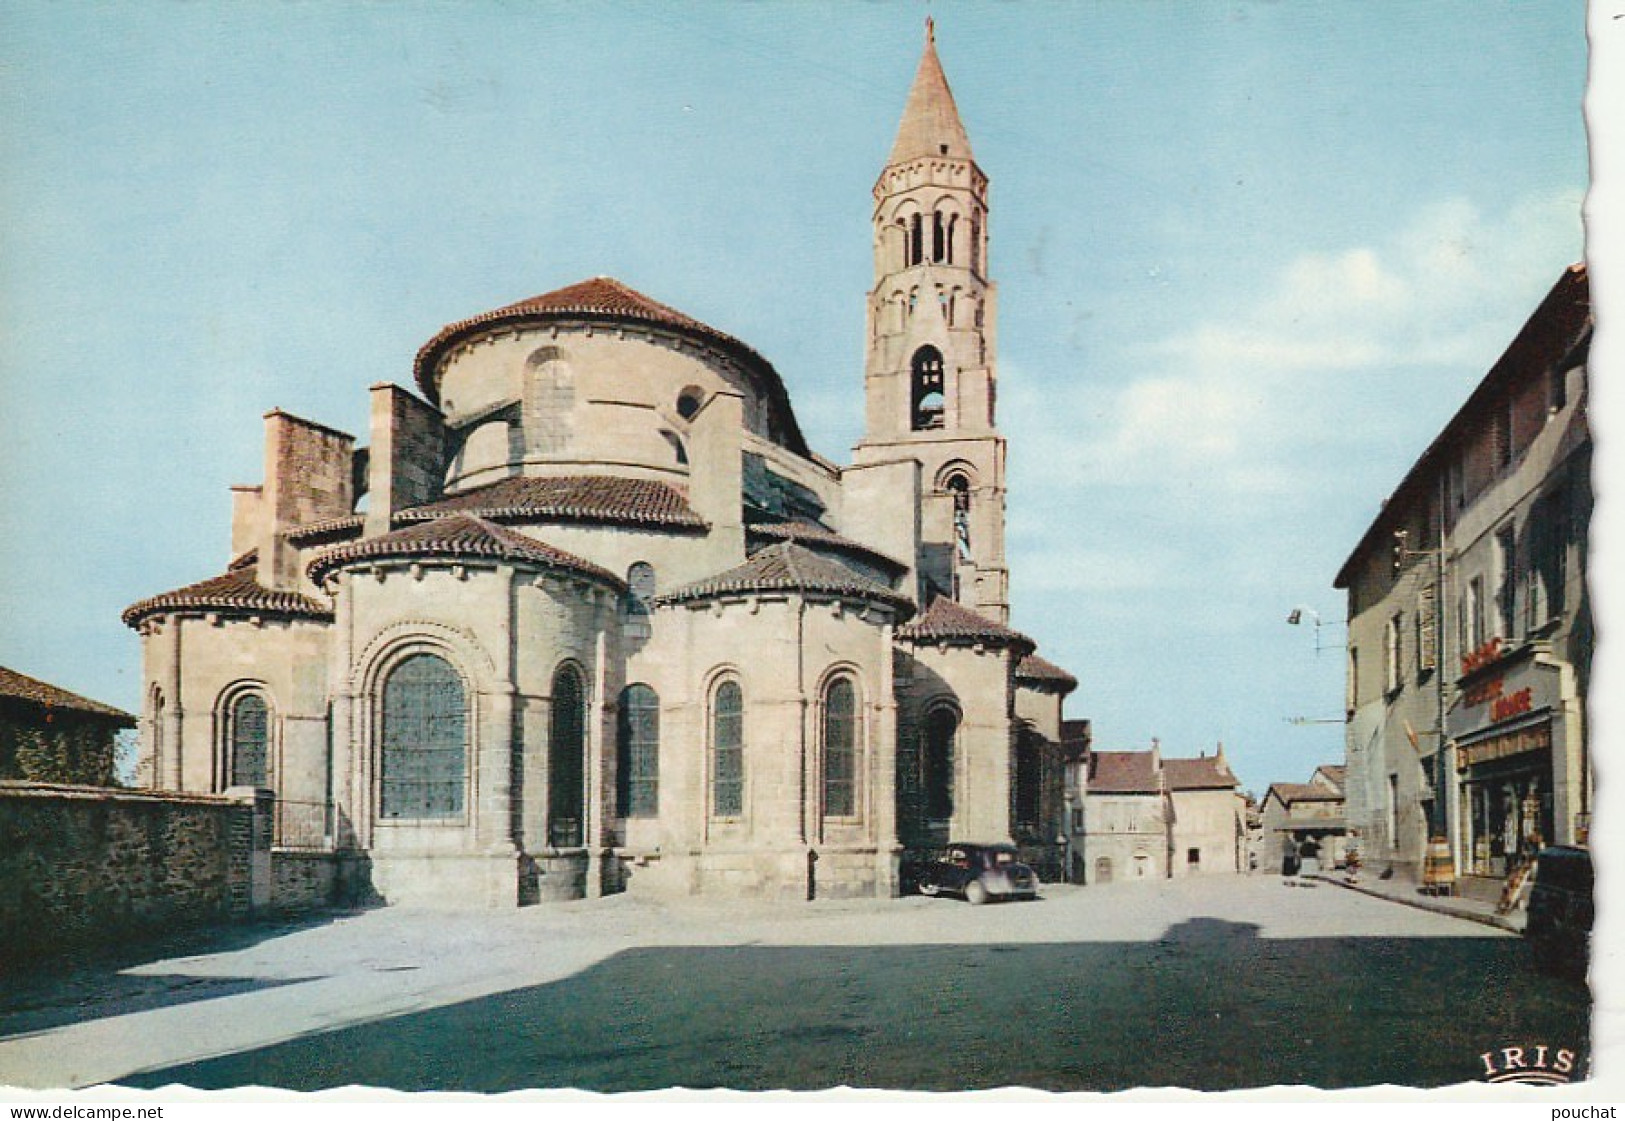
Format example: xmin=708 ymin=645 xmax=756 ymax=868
xmin=1011 ymin=189 xmax=1582 ymax=501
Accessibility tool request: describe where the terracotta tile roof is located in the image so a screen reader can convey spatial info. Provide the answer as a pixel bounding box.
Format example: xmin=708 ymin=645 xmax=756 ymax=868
xmin=412 ymin=277 xmax=810 ymax=457
xmin=284 ymin=514 xmax=366 ymax=545
xmin=0 ymin=666 xmax=135 ymax=725
xmin=228 ymin=548 xmax=259 ymax=571
xmin=1265 ymin=782 xmax=1345 ymax=806
xmin=746 ymin=519 xmax=908 ymax=572
xmin=1088 ymin=750 xmax=1162 ymax=795
xmin=653 ymin=542 xmax=914 ymax=616
xmin=399 ymin=475 xmax=707 ymax=531
xmin=895 ymin=595 xmax=1035 ymax=653
xmin=307 ymin=514 xmax=621 ymax=587
xmin=1164 ymin=755 xmax=1238 ymax=791
xmin=1015 ymin=652 xmax=1078 ymax=693
xmin=122 ymin=566 xmax=334 ymax=628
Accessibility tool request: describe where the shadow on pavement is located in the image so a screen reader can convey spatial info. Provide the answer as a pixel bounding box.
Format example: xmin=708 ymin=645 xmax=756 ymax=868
xmin=117 ymin=917 xmax=1591 ymax=1093
xmin=1 ymin=912 xmax=354 ymax=1037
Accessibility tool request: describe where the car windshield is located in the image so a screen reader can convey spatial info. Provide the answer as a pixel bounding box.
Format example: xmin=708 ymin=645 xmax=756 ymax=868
xmin=990 ymin=849 xmax=1017 ymax=866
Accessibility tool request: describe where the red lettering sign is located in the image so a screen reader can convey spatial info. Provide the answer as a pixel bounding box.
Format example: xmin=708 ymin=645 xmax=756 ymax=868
xmin=1460 ymin=637 xmax=1505 ymax=676
xmin=1464 ymin=678 xmax=1504 ymax=709
xmin=1491 ymin=688 xmax=1533 ymax=724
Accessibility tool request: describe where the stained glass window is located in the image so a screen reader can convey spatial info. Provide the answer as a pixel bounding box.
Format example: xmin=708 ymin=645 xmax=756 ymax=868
xmin=229 ymin=693 xmax=269 ymax=788
xmin=617 ymin=683 xmax=659 ymax=818
xmin=380 ymin=653 xmax=465 ymax=820
xmin=712 ymin=680 xmax=743 ymax=818
xmin=823 ymin=678 xmax=857 ymax=817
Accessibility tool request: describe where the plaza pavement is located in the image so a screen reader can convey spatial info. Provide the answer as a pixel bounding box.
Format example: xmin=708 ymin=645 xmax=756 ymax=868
xmin=0 ymin=873 xmax=1574 ymax=1092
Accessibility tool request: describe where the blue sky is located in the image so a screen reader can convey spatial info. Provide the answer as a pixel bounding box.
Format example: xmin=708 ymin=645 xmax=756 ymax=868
xmin=0 ymin=1 xmax=1602 ymax=798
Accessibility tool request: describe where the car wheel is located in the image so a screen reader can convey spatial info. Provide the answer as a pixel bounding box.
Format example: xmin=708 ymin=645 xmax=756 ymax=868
xmin=965 ymin=880 xmax=989 ymax=906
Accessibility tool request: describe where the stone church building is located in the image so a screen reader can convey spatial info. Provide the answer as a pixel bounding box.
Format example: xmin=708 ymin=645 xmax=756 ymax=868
xmin=123 ymin=24 xmax=1080 ymax=906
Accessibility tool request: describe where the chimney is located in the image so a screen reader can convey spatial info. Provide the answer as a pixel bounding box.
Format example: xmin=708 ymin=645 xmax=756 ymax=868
xmin=260 ymin=410 xmax=356 ymax=588
xmin=366 ymin=383 xmax=446 ymax=537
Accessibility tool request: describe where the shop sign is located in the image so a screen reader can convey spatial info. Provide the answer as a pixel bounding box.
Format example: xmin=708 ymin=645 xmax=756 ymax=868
xmin=1456 ymin=721 xmax=1551 ymax=771
xmin=1447 ymin=650 xmax=1556 ymax=742
xmin=1460 ymin=636 xmax=1506 ymax=676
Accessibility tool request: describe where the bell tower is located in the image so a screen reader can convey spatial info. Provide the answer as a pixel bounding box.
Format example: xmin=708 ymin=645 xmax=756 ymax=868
xmin=854 ymin=18 xmax=1008 ymax=622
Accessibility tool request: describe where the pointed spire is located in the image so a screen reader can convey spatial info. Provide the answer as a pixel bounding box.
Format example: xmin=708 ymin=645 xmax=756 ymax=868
xmin=887 ymin=18 xmax=974 ymax=166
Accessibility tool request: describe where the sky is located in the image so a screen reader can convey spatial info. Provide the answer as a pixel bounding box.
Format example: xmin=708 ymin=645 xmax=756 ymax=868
xmin=0 ymin=0 xmax=1607 ymax=800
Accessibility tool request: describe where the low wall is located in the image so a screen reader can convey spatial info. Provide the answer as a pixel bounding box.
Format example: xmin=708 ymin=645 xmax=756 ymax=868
xmin=0 ymin=781 xmax=260 ymax=964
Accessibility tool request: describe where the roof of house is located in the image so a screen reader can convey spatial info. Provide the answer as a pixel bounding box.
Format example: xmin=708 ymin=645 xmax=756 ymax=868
xmin=0 ymin=666 xmax=136 ymax=726
xmin=1087 ymin=750 xmax=1162 ymax=795
xmin=1335 ymin=263 xmax=1590 ymax=589
xmin=398 ymin=475 xmax=708 ymax=531
xmin=894 ymin=595 xmax=1035 ymax=653
xmin=411 ymin=277 xmax=811 ymax=458
xmin=653 ymin=542 xmax=913 ymax=616
xmin=1164 ymin=755 xmax=1239 ymax=791
xmin=1015 ymin=653 xmax=1078 ymax=693
xmin=122 ymin=566 xmax=334 ymax=628
xmin=1265 ymin=781 xmax=1346 ymax=807
xmin=306 ymin=514 xmax=622 ymax=587
xmin=1314 ymin=764 xmax=1348 ymax=793
xmin=745 ymin=519 xmax=909 ymax=573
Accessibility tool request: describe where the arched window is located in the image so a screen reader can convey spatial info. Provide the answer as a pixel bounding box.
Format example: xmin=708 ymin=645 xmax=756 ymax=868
xmin=380 ymin=653 xmax=466 ymax=820
xmin=150 ymin=687 xmax=166 ymax=787
xmin=911 ymin=346 xmax=946 ymax=431
xmin=711 ymin=679 xmax=744 ymax=818
xmin=946 ymin=214 xmax=958 ymax=265
xmin=624 ymin=561 xmax=656 ymax=640
xmin=943 ymin=471 xmax=972 ymax=558
xmin=617 ymin=683 xmax=660 ymax=819
xmin=549 ymin=664 xmax=586 ymax=846
xmin=822 ymin=677 xmax=858 ymax=818
xmin=909 ymin=213 xmax=923 ymax=267
xmin=228 ymin=692 xmax=270 ymax=789
xmin=676 ymin=387 xmax=704 ymax=420
xmin=923 ymin=705 xmax=957 ymax=821
xmin=1015 ymin=728 xmax=1043 ymax=834
xmin=932 ymin=211 xmax=946 ymax=263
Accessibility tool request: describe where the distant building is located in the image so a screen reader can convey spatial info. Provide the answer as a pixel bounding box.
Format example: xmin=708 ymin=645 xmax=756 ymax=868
xmin=1259 ymin=765 xmax=1347 ymax=874
xmin=0 ymin=665 xmax=135 ymax=786
xmin=1334 ymin=265 xmax=1591 ymax=889
xmin=1065 ymin=742 xmax=1243 ymax=884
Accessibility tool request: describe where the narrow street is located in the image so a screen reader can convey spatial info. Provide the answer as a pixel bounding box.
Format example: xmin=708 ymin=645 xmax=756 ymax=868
xmin=0 ymin=874 xmax=1588 ymax=1092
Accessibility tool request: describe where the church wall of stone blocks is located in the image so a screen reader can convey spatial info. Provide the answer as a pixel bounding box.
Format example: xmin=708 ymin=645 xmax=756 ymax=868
xmin=123 ymin=24 xmax=1080 ymax=906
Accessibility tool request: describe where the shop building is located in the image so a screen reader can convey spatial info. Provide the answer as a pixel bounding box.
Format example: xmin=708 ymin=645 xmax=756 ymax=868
xmin=1334 ymin=264 xmax=1591 ymax=888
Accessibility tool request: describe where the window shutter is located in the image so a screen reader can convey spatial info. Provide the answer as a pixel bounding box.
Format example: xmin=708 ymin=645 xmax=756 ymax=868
xmin=1417 ymin=583 xmax=1438 ymax=672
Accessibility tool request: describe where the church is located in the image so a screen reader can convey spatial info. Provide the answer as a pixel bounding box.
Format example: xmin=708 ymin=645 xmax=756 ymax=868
xmin=122 ymin=23 xmax=1081 ymax=906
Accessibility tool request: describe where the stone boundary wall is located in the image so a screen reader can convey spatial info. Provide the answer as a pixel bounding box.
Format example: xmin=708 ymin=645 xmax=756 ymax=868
xmin=0 ymin=781 xmax=261 ymax=964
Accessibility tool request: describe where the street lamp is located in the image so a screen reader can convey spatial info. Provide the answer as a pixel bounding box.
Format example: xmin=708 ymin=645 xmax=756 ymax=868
xmin=1285 ymin=605 xmax=1345 ymax=655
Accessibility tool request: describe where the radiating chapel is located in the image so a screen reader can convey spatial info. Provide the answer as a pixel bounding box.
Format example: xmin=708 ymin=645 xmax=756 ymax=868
xmin=123 ymin=23 xmax=1081 ymax=906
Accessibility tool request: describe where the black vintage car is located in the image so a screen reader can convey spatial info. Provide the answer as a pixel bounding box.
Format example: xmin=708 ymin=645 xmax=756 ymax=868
xmin=1524 ymin=845 xmax=1593 ymax=980
xmin=914 ymin=842 xmax=1039 ymax=904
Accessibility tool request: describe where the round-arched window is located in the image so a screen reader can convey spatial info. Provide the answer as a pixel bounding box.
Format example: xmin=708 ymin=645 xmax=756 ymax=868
xmin=380 ymin=653 xmax=466 ymax=820
xmin=228 ymin=692 xmax=270 ymax=789
xmin=823 ymin=677 xmax=858 ymax=818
